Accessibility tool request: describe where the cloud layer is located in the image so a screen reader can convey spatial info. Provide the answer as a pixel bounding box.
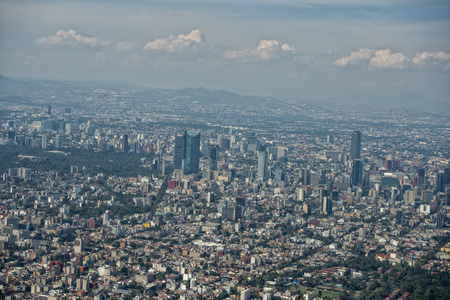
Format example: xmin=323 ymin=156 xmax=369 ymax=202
xmin=334 ymin=48 xmax=449 ymax=71
xmin=36 ymin=29 xmax=110 ymax=48
xmin=412 ymin=51 xmax=450 ymax=71
xmin=35 ymin=29 xmax=450 ymax=73
xmin=143 ymin=29 xmax=206 ymax=53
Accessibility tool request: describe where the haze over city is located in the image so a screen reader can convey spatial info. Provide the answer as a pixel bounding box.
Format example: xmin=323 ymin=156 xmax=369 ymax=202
xmin=0 ymin=1 xmax=450 ymax=300
xmin=1 ymin=0 xmax=450 ymax=102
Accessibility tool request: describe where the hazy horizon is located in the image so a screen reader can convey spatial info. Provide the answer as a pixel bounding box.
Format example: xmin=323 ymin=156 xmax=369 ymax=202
xmin=1 ymin=0 xmax=449 ymax=102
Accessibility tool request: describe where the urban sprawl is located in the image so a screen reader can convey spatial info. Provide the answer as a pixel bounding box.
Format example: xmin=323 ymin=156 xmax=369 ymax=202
xmin=0 ymin=78 xmax=449 ymax=299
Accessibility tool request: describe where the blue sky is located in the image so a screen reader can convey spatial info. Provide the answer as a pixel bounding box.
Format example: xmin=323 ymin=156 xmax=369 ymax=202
xmin=1 ymin=0 xmax=449 ymax=102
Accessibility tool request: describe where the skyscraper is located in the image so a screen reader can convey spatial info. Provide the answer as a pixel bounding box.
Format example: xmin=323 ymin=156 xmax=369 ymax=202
xmin=122 ymin=134 xmax=128 ymax=153
xmin=184 ymin=131 xmax=200 ymax=174
xmin=173 ymin=134 xmax=185 ymax=170
xmin=396 ymin=210 xmax=404 ymax=224
xmin=208 ymin=144 xmax=219 ymax=171
xmin=301 ymin=168 xmax=310 ymax=186
xmin=436 ymin=171 xmax=445 ymax=193
xmin=350 ymin=131 xmax=361 ymax=160
xmin=351 ymin=159 xmax=363 ymax=186
xmin=41 ymin=133 xmax=48 ymax=150
xmin=417 ymin=168 xmax=425 ymax=189
xmin=257 ymin=150 xmax=267 ymax=181
xmin=55 ymin=134 xmax=62 ymax=149
xmin=322 ymin=197 xmax=332 ymax=215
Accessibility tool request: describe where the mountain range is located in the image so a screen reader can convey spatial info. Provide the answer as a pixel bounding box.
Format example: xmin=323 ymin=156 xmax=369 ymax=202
xmin=1 ymin=75 xmax=448 ymax=114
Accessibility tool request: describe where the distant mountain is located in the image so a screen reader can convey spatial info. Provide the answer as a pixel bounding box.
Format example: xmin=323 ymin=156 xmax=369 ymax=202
xmin=2 ymin=74 xmax=447 ymax=114
xmin=0 ymin=74 xmax=37 ymax=89
xmin=137 ymin=87 xmax=301 ymax=111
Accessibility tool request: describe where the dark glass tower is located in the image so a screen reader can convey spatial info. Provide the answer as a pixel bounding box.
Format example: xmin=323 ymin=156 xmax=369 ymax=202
xmin=350 ymin=131 xmax=361 ymax=160
xmin=184 ymin=131 xmax=200 ymax=174
xmin=351 ymin=159 xmax=363 ymax=186
xmin=174 ymin=134 xmax=185 ymax=170
xmin=418 ymin=168 xmax=425 ymax=189
xmin=208 ymin=144 xmax=218 ymax=171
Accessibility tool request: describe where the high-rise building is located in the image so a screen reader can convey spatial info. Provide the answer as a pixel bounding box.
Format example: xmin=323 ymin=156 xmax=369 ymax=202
xmin=74 ymin=238 xmax=85 ymax=254
xmin=174 ymin=134 xmax=185 ymax=170
xmin=222 ymin=205 xmax=242 ymax=221
xmin=184 ymin=131 xmax=200 ymax=174
xmin=436 ymin=171 xmax=445 ymax=193
xmin=350 ymin=130 xmax=361 ymax=160
xmin=122 ymin=134 xmax=128 ymax=153
xmin=54 ymin=134 xmax=62 ymax=149
xmin=417 ymin=168 xmax=426 ymax=189
xmin=217 ymin=134 xmax=230 ymax=150
xmin=322 ymin=197 xmax=332 ymax=215
xmin=445 ymin=187 xmax=450 ymax=206
xmin=41 ymin=133 xmax=48 ymax=150
xmin=208 ymin=144 xmax=219 ymax=171
xmin=257 ymin=150 xmax=267 ymax=181
xmin=247 ymin=132 xmax=258 ymax=152
xmin=436 ymin=213 xmax=445 ymax=229
xmin=444 ymin=167 xmax=450 ymax=185
xmin=351 ymin=159 xmax=363 ymax=186
xmin=396 ymin=210 xmax=404 ymax=224
xmin=301 ymin=169 xmax=310 ymax=186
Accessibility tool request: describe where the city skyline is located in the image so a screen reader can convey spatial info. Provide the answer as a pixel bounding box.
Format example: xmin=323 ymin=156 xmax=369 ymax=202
xmin=1 ymin=0 xmax=449 ymax=103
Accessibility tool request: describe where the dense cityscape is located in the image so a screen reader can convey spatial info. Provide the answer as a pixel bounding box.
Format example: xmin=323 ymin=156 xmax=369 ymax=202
xmin=0 ymin=76 xmax=449 ymax=300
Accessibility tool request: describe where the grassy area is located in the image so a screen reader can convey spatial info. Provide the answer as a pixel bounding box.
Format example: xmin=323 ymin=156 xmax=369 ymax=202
xmin=294 ymin=285 xmax=343 ymax=299
xmin=320 ymin=289 xmax=342 ymax=299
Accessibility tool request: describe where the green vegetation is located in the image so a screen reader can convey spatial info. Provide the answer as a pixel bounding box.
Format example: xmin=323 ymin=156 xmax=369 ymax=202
xmin=0 ymin=145 xmax=154 ymax=177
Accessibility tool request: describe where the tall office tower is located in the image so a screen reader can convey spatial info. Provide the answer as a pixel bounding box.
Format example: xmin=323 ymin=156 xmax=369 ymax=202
xmin=41 ymin=133 xmax=48 ymax=150
xmin=74 ymin=238 xmax=85 ymax=254
xmin=247 ymin=132 xmax=258 ymax=152
xmin=208 ymin=144 xmax=219 ymax=171
xmin=436 ymin=213 xmax=444 ymax=229
xmin=445 ymin=187 xmax=450 ymax=206
xmin=47 ymin=105 xmax=52 ymax=115
xmin=322 ymin=196 xmax=332 ymax=215
xmin=174 ymin=134 xmax=185 ymax=170
xmin=351 ymin=159 xmax=363 ymax=186
xmin=445 ymin=167 xmax=450 ymax=185
xmin=274 ymin=164 xmax=283 ymax=181
xmin=54 ymin=134 xmax=62 ymax=149
xmin=257 ymin=150 xmax=267 ymax=181
xmin=418 ymin=168 xmax=425 ymax=189
xmin=301 ymin=168 xmax=310 ymax=186
xmin=184 ymin=131 xmax=200 ymax=174
xmin=396 ymin=210 xmax=404 ymax=224
xmin=436 ymin=171 xmax=445 ymax=193
xmin=122 ymin=134 xmax=128 ymax=153
xmin=217 ymin=134 xmax=230 ymax=150
xmin=350 ymin=130 xmax=361 ymax=159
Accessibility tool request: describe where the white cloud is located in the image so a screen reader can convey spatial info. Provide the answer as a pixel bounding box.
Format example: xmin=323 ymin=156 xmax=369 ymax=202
xmin=36 ymin=29 xmax=110 ymax=48
xmin=332 ymin=48 xmax=375 ymax=67
xmin=143 ymin=29 xmax=206 ymax=53
xmin=369 ymin=49 xmax=408 ymax=70
xmin=224 ymin=39 xmax=299 ymax=61
xmin=412 ymin=51 xmax=450 ymax=70
xmin=333 ymin=48 xmax=408 ymax=70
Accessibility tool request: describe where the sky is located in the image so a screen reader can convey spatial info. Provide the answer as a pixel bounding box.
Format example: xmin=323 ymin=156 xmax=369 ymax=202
xmin=0 ymin=0 xmax=449 ymax=102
